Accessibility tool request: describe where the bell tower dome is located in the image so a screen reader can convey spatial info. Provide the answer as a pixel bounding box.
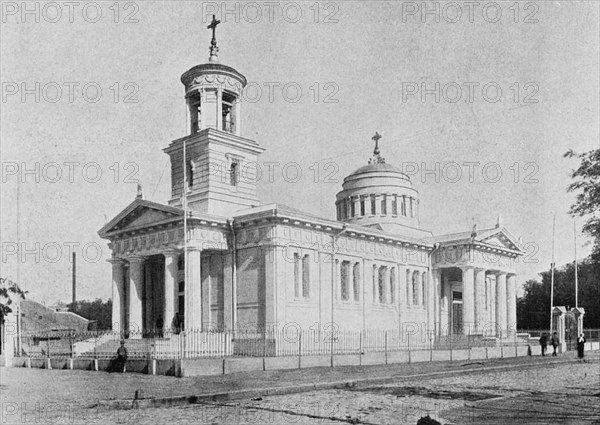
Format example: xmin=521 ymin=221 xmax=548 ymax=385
xmin=164 ymin=16 xmax=264 ymax=217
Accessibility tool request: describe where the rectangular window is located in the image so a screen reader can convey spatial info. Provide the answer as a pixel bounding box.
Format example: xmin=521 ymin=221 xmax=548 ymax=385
xmin=392 ymin=195 xmax=397 ymax=216
xmin=421 ymin=272 xmax=426 ymax=306
xmin=351 ymin=200 xmax=356 ymax=218
xmin=406 ymin=269 xmax=411 ymax=305
xmin=302 ymin=255 xmax=310 ymax=298
xmin=381 ymin=195 xmax=387 ymax=215
xmin=401 ymin=196 xmax=406 ymax=216
xmin=370 ymin=195 xmax=376 ymax=215
xmin=412 ymin=272 xmax=419 ymax=305
xmin=360 ymin=197 xmax=365 ymax=216
xmin=294 ymin=253 xmax=300 ymax=298
xmin=353 ymin=263 xmax=360 ymax=302
xmin=341 ymin=261 xmax=350 ymax=301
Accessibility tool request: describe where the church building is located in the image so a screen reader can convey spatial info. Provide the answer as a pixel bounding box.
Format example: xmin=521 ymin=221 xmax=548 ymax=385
xmin=98 ymin=20 xmax=523 ymax=345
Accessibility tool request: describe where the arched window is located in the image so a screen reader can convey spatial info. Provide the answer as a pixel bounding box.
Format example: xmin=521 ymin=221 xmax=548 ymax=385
xmin=230 ymin=160 xmax=239 ymax=186
xmin=412 ymin=271 xmax=419 ymax=305
xmin=372 ymin=265 xmax=378 ymax=304
xmin=293 ymin=253 xmax=300 ymax=298
xmin=378 ymin=266 xmax=387 ymax=304
xmin=389 ymin=268 xmax=396 ymax=305
xmin=340 ymin=261 xmax=350 ymax=301
xmin=353 ymin=263 xmax=360 ymax=301
xmin=302 ymin=255 xmax=310 ymax=298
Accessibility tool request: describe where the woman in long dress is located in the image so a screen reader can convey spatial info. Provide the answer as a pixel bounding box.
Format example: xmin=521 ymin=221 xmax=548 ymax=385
xmin=576 ymin=333 xmax=586 ymax=361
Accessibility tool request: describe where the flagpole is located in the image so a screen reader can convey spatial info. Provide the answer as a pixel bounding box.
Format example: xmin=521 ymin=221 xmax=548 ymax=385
xmin=549 ymin=213 xmax=555 ymax=333
xmin=183 ymin=99 xmax=189 ymax=332
xmin=574 ymin=219 xmax=578 ymax=308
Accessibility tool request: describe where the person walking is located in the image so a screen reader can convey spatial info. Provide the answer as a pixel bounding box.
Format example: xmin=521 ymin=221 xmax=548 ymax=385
xmin=550 ymin=332 xmax=560 ymax=356
xmin=577 ymin=333 xmax=586 ymax=362
xmin=539 ymin=333 xmax=548 ymax=356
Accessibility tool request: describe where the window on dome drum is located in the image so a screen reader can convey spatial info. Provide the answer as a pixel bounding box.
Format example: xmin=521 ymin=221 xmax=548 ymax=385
xmin=401 ymin=196 xmax=407 ymax=216
xmin=370 ymin=195 xmax=376 ymax=215
xmin=353 ymin=262 xmax=360 ymax=301
xmin=392 ymin=195 xmax=398 ymax=216
xmin=378 ymin=266 xmax=387 ymax=304
xmin=410 ymin=198 xmax=414 ymax=217
xmin=341 ymin=201 xmax=347 ymax=220
xmin=406 ymin=269 xmax=412 ymax=305
xmin=389 ymin=267 xmax=396 ymax=304
xmin=412 ymin=271 xmax=419 ymax=305
xmin=340 ymin=261 xmax=351 ymax=301
xmin=293 ymin=253 xmax=300 ymax=298
xmin=302 ymin=255 xmax=310 ymax=298
xmin=351 ymin=200 xmax=356 ymax=218
xmin=372 ymin=265 xmax=377 ymax=303
xmin=230 ymin=160 xmax=239 ymax=186
xmin=421 ymin=272 xmax=427 ymax=306
xmin=360 ymin=197 xmax=365 ymax=216
xmin=381 ymin=195 xmax=387 ymax=215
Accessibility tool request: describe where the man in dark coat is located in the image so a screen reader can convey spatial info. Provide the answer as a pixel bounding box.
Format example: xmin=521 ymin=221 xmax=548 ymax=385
xmin=550 ymin=332 xmax=560 ymax=356
xmin=577 ymin=333 xmax=586 ymax=361
xmin=114 ymin=340 xmax=128 ymax=372
xmin=539 ymin=333 xmax=548 ymax=356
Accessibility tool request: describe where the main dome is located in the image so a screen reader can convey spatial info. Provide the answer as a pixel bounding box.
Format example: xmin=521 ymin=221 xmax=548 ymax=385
xmin=335 ymin=134 xmax=421 ymax=234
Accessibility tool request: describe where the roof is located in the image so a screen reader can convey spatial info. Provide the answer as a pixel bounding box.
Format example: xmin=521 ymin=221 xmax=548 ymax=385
xmin=427 ymin=226 xmax=524 ymax=255
xmin=347 ymin=162 xmax=406 ymax=178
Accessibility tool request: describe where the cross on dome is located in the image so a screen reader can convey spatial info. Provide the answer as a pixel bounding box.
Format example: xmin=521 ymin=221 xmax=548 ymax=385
xmin=207 ymin=15 xmax=221 ymax=62
xmin=368 ymin=132 xmax=386 ymax=164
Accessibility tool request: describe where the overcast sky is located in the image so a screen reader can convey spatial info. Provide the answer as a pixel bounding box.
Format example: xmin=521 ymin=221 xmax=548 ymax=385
xmin=1 ymin=1 xmax=598 ymax=304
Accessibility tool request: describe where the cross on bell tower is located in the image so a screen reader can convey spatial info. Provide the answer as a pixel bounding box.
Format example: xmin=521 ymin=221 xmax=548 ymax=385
xmin=207 ymin=14 xmax=221 ymax=62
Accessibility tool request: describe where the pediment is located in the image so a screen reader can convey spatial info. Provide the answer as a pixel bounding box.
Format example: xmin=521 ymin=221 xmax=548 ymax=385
xmin=479 ymin=230 xmax=520 ymax=251
xmin=99 ymin=199 xmax=183 ymax=237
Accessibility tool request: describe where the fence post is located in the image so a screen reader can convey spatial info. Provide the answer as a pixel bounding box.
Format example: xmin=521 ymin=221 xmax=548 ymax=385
xmin=384 ymin=331 xmax=388 ymax=365
xmin=330 ymin=328 xmax=334 ymax=368
xmin=46 ymin=333 xmax=51 ymax=359
xmin=500 ymin=330 xmax=504 ymax=359
xmin=262 ymin=330 xmax=267 ymax=371
xmin=298 ymin=328 xmax=302 ymax=369
xmin=468 ymin=329 xmax=471 ymax=361
xmin=429 ymin=334 xmax=433 ymax=362
xmin=514 ymin=331 xmax=518 ymax=358
xmin=449 ymin=330 xmax=453 ymax=362
xmin=359 ymin=331 xmax=362 ymax=366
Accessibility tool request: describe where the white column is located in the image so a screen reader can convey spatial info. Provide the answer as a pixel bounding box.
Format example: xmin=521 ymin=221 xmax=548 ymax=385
xmin=185 ymin=248 xmax=202 ymax=330
xmin=461 ymin=267 xmax=475 ymax=335
xmin=144 ymin=263 xmax=153 ymax=332
xmin=353 ymin=196 xmax=361 ymax=217
xmin=163 ymin=250 xmax=179 ymax=332
xmin=216 ymin=87 xmax=223 ymax=131
xmin=495 ymin=272 xmax=507 ymax=337
xmin=374 ymin=194 xmax=380 ymax=215
xmin=128 ymin=257 xmax=145 ymax=335
xmin=386 ymin=193 xmax=393 ymax=216
xmin=506 ymin=274 xmax=517 ymax=336
xmin=109 ymin=259 xmax=125 ymax=332
xmin=474 ymin=268 xmax=486 ymax=334
xmin=428 ymin=269 xmax=438 ymax=334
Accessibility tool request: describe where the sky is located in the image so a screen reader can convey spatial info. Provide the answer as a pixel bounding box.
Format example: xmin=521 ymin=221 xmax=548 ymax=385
xmin=1 ymin=1 xmax=599 ymax=304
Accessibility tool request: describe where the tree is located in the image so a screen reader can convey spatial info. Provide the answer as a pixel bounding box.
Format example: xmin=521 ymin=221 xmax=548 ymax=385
xmin=564 ymin=148 xmax=600 ymax=256
xmin=68 ymin=299 xmax=112 ymax=330
xmin=517 ymin=258 xmax=599 ymax=329
xmin=0 ymin=277 xmax=26 ymax=322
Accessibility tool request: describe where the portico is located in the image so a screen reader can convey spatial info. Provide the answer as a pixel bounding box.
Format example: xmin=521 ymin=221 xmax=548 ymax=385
xmin=431 ymin=220 xmax=521 ymax=338
xmin=99 ymin=198 xmax=231 ymax=335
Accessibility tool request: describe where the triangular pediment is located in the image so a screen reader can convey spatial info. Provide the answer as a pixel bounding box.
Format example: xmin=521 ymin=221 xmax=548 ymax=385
xmin=99 ymin=199 xmax=183 ymax=237
xmin=479 ymin=229 xmax=520 ymax=251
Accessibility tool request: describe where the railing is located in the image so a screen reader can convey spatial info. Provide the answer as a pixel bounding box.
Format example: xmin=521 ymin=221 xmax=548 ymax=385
xmin=16 ymin=328 xmax=531 ymax=360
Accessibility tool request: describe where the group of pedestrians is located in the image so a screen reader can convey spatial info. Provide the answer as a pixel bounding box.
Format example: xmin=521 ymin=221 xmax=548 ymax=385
xmin=538 ymin=331 xmax=586 ymax=361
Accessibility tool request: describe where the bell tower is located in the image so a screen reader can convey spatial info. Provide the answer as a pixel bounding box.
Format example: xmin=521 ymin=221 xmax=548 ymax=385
xmin=164 ymin=15 xmax=264 ymax=217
